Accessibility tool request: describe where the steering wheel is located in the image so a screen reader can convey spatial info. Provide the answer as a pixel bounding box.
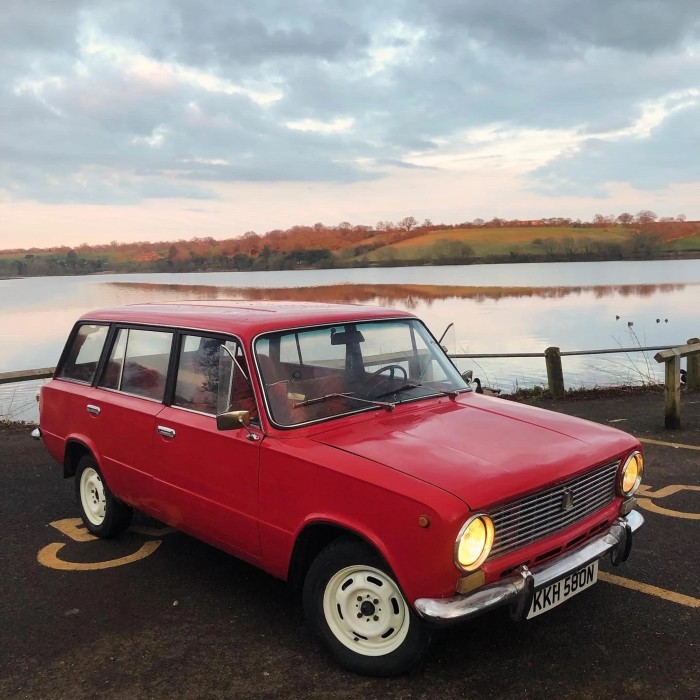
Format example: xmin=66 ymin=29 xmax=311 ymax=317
xmin=367 ymin=364 xmax=408 ymax=399
xmin=370 ymin=364 xmax=408 ymax=381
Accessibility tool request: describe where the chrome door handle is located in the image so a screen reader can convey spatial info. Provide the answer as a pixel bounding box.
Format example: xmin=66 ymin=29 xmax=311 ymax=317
xmin=157 ymin=425 xmax=176 ymax=439
xmin=86 ymin=404 xmax=101 ymax=415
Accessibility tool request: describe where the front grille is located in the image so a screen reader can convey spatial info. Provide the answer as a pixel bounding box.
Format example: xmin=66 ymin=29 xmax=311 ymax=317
xmin=488 ymin=460 xmax=619 ymax=559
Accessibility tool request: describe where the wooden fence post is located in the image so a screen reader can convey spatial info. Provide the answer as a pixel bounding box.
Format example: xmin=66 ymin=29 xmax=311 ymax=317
xmin=664 ymin=353 xmax=681 ymax=429
xmin=545 ymin=346 xmax=565 ymax=399
xmin=686 ymin=338 xmax=700 ymax=390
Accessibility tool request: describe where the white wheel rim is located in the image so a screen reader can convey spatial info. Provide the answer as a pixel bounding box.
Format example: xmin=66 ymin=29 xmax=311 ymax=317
xmin=80 ymin=467 xmax=106 ymax=526
xmin=323 ymin=564 xmax=410 ymax=656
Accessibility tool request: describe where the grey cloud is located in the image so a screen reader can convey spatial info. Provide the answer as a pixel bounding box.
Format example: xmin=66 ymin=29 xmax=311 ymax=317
xmin=530 ymin=102 xmax=700 ymax=196
xmin=432 ymin=0 xmax=700 ymax=56
xmin=0 ymin=0 xmax=699 ymax=204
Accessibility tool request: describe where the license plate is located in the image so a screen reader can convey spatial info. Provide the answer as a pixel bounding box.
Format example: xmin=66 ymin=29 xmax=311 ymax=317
xmin=526 ymin=560 xmax=598 ymax=619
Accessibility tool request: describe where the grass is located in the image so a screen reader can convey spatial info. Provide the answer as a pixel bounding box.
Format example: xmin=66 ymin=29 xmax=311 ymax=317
xmin=353 ymin=226 xmax=629 ymax=261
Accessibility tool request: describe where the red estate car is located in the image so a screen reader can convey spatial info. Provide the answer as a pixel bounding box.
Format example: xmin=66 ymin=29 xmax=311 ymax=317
xmin=35 ymin=301 xmax=644 ymax=675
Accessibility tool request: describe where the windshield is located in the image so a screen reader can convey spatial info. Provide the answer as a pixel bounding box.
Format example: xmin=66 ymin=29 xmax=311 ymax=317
xmin=254 ymin=318 xmax=468 ymax=427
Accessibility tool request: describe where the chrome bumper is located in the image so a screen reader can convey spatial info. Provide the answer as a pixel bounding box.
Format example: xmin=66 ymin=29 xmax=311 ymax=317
xmin=31 ymin=427 xmax=42 ymax=441
xmin=415 ymin=509 xmax=644 ymax=625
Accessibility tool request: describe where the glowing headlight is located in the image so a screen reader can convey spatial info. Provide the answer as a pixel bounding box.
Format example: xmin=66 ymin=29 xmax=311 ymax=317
xmin=618 ymin=451 xmax=644 ymax=496
xmin=455 ymin=514 xmax=495 ymax=571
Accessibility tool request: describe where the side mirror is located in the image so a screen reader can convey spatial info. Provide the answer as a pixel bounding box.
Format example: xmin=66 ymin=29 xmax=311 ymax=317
xmin=216 ymin=410 xmax=252 ymax=431
xmin=461 ymin=369 xmax=473 ymax=383
xmin=216 ymin=410 xmax=260 ymax=441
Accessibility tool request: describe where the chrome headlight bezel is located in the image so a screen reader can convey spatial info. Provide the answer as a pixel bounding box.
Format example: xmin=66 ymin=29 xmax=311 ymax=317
xmin=617 ymin=450 xmax=644 ymax=497
xmin=454 ymin=513 xmax=495 ymax=572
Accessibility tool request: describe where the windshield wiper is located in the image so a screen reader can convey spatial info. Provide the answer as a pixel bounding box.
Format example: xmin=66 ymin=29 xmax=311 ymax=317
xmin=293 ymin=392 xmax=395 ymax=412
xmin=373 ymin=382 xmax=465 ymax=401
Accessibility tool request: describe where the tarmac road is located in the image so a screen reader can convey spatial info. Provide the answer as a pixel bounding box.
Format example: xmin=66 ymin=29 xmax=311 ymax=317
xmin=1 ymin=390 xmax=698 ymax=699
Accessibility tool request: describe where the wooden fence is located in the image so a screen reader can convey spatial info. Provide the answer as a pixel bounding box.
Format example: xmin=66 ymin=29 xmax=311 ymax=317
xmin=2 ymin=340 xmax=697 ymax=428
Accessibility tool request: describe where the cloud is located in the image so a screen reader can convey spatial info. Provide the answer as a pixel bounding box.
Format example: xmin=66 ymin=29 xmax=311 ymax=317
xmin=531 ymin=94 xmax=700 ymax=196
xmin=0 ymin=0 xmax=698 ymax=212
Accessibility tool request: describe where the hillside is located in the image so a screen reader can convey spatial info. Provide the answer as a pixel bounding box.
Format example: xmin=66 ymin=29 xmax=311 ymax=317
xmin=2 ymin=217 xmax=700 ymax=277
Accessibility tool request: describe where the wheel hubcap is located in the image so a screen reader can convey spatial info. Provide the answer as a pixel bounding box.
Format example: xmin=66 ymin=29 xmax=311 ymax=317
xmin=323 ymin=565 xmax=410 ymax=656
xmin=80 ymin=467 xmax=106 ymax=525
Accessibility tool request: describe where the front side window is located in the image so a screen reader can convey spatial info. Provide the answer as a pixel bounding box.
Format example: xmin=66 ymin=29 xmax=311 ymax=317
xmin=173 ymin=335 xmax=256 ymax=418
xmin=99 ymin=328 xmax=172 ymax=401
xmin=58 ymin=324 xmax=109 ymax=383
xmin=255 ymin=319 xmax=467 ymax=427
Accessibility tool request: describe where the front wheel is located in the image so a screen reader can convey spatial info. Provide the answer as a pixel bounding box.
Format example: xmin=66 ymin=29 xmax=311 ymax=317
xmin=303 ymin=538 xmax=431 ymax=676
xmin=75 ymin=454 xmax=132 ymax=537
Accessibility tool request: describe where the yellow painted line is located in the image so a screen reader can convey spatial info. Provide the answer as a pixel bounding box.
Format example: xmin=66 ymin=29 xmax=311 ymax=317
xmin=636 ymin=498 xmax=700 ymax=520
xmin=638 ymin=437 xmax=700 ymax=451
xmin=636 ymin=484 xmax=700 ymax=498
xmin=598 ymin=571 xmax=700 ymax=608
xmin=50 ymin=518 xmax=98 ymax=542
xmin=37 ymin=540 xmax=162 ymax=571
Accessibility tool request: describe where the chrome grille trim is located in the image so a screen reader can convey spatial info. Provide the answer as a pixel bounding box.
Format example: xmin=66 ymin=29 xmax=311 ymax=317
xmin=488 ymin=460 xmax=619 ymax=559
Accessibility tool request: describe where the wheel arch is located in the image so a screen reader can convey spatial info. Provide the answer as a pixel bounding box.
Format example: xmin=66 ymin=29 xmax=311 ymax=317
xmin=63 ymin=438 xmax=96 ymax=479
xmin=287 ymin=521 xmax=391 ymax=594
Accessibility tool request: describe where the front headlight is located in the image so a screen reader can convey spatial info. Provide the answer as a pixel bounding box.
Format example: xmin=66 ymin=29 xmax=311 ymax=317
xmin=455 ymin=514 xmax=495 ymax=571
xmin=618 ymin=451 xmax=644 ymax=496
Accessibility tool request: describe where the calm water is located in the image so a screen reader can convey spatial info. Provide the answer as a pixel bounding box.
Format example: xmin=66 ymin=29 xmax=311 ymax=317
xmin=3 ymin=259 xmax=699 ymax=421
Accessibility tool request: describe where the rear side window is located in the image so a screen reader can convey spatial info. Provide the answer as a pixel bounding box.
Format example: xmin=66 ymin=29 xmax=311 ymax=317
xmin=58 ymin=324 xmax=109 ymax=383
xmin=99 ymin=328 xmax=173 ymax=401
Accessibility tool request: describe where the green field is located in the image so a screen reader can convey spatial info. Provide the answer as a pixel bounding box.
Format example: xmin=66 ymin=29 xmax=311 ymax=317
xmin=354 ymin=225 xmax=632 ymax=262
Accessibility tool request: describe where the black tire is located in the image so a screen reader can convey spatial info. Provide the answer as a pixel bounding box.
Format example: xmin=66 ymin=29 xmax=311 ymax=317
xmin=75 ymin=454 xmax=132 ymax=538
xmin=302 ymin=538 xmax=431 ymax=676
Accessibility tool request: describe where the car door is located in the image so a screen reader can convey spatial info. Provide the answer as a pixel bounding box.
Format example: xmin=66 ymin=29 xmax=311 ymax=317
xmin=150 ymin=333 xmax=262 ymax=557
xmin=92 ymin=325 xmax=174 ymax=512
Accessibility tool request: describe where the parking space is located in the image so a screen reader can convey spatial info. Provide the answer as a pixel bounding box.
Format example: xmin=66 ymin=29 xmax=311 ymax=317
xmin=1 ymin=417 xmax=698 ymax=699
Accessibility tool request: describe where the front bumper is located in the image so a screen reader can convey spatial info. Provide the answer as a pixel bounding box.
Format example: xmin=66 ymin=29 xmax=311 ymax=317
xmin=415 ymin=509 xmax=644 ymax=625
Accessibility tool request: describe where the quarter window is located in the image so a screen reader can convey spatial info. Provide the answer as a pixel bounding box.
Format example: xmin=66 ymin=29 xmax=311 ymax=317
xmin=173 ymin=335 xmax=256 ymax=418
xmin=58 ymin=324 xmax=109 ymax=383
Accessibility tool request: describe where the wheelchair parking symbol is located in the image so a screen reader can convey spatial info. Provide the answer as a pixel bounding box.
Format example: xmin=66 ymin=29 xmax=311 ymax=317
xmin=635 ymin=484 xmax=700 ymax=520
xmin=37 ymin=518 xmax=175 ymax=571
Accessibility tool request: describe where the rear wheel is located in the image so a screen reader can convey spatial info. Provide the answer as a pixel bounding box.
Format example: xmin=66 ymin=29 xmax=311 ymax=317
xmin=75 ymin=454 xmax=132 ymax=537
xmin=303 ymin=538 xmax=431 ymax=676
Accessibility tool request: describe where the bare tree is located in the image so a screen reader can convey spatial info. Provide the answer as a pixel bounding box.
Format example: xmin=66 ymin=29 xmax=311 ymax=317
xmin=398 ymin=216 xmax=417 ymax=232
xmin=635 ymin=210 xmax=658 ymax=225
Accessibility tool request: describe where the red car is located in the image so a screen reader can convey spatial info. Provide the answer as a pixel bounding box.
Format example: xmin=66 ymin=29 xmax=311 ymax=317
xmin=36 ymin=301 xmax=644 ymax=675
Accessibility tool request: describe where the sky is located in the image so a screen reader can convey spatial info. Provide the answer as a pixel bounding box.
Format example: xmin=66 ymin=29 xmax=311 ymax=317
xmin=1 ymin=0 xmax=700 ymax=249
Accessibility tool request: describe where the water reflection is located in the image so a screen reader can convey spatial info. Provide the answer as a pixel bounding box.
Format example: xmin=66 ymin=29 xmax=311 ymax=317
xmin=107 ymin=280 xmax=686 ymax=306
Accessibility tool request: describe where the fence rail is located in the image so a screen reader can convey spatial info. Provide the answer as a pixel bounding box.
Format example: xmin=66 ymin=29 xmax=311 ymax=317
xmin=0 ymin=367 xmax=55 ymax=386
xmin=0 ymin=343 xmax=681 ymax=392
xmin=2 ymin=341 xmax=696 ymax=429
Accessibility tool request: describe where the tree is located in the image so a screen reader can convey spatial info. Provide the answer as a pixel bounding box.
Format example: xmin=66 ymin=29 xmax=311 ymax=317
xmin=616 ymin=212 xmax=634 ymax=225
xmin=635 ymin=210 xmax=657 ymax=225
xmin=66 ymin=249 xmax=78 ymax=272
xmin=398 ymin=216 xmax=417 ymax=232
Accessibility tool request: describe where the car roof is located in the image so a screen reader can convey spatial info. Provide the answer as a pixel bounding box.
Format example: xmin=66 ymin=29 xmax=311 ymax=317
xmin=80 ymin=300 xmax=416 ymax=338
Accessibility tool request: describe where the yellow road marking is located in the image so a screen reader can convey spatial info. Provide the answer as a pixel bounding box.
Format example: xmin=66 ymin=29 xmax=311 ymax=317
xmin=634 ymin=484 xmax=700 ymax=520
xmin=638 ymin=437 xmax=700 ymax=451
xmin=37 ymin=540 xmax=162 ymax=571
xmin=598 ymin=571 xmax=700 ymax=608
xmin=636 ymin=484 xmax=700 ymax=498
xmin=636 ymin=498 xmax=700 ymax=520
xmin=50 ymin=518 xmax=98 ymax=542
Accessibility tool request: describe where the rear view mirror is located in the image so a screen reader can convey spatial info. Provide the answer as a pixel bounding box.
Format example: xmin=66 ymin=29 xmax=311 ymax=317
xmin=330 ymin=329 xmax=365 ymax=345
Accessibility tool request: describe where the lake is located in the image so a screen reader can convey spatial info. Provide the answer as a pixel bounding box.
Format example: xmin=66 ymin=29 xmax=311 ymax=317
xmin=3 ymin=259 xmax=700 ymax=422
